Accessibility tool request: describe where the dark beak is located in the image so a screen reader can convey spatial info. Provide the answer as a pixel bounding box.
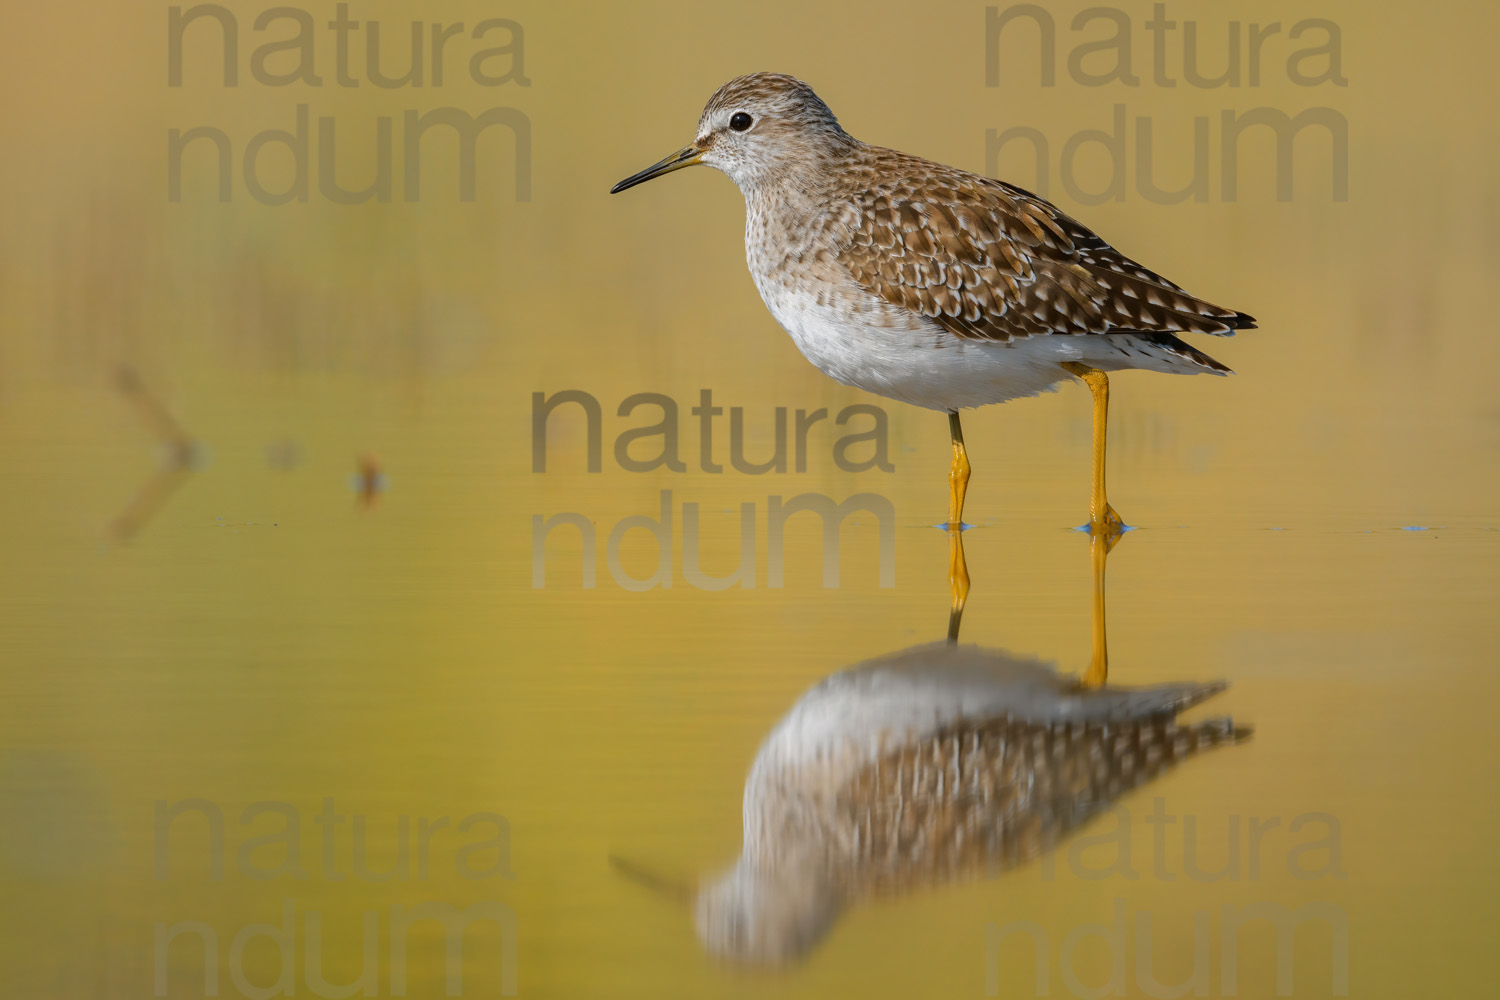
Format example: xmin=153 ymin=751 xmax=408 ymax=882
xmin=610 ymin=145 xmax=704 ymax=194
xmin=608 ymin=854 xmax=695 ymax=902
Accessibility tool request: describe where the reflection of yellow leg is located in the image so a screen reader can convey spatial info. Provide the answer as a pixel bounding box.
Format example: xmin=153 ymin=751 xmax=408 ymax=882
xmin=947 ymin=411 xmax=970 ymax=529
xmin=1081 ymin=526 xmax=1112 ymax=688
xmin=1060 ymin=362 xmax=1124 ymax=534
xmin=946 ymin=527 xmax=970 ymax=643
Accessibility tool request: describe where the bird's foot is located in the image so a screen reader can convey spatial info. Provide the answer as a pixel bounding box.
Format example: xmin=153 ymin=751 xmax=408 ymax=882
xmin=1088 ymin=506 xmax=1126 ymax=547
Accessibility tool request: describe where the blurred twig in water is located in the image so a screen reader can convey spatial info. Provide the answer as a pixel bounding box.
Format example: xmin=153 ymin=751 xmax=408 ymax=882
xmin=108 ymin=366 xmax=200 ymax=542
xmin=354 ymin=452 xmax=385 ymax=510
xmin=608 ymin=854 xmax=695 ymax=903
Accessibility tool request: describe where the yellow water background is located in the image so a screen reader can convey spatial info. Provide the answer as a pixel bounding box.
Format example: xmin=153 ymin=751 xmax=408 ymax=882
xmin=2 ymin=1 xmax=1498 ymax=996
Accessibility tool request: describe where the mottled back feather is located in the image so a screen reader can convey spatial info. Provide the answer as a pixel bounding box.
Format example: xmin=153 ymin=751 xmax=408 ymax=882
xmin=828 ymin=147 xmax=1256 ymax=348
xmin=828 ymin=712 xmax=1249 ymax=900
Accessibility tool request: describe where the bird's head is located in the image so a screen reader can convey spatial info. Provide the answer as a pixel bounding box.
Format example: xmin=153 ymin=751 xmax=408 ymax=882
xmin=693 ymin=857 xmax=841 ymax=966
xmin=610 ymin=851 xmax=841 ymax=966
xmin=610 ymin=73 xmax=855 ymax=195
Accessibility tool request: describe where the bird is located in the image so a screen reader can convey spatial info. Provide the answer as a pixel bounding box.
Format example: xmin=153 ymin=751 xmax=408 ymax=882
xmin=689 ymin=641 xmax=1247 ymax=965
xmin=610 ymin=73 xmax=1255 ymax=535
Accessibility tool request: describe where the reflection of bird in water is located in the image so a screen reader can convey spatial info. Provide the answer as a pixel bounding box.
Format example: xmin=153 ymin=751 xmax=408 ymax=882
xmin=692 ymin=641 xmax=1248 ymax=965
xmin=615 ymin=506 xmax=1242 ymax=964
xmin=946 ymin=493 xmax=1118 ymax=688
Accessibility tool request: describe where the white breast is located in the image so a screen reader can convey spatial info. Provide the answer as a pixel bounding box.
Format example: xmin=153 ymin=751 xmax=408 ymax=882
xmin=749 ymin=261 xmax=1085 ymax=410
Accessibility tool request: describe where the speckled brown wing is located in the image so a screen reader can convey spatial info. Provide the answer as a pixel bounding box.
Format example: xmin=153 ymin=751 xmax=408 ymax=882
xmin=832 ymin=149 xmax=1256 ymax=345
xmin=826 ymin=714 xmax=1247 ymax=900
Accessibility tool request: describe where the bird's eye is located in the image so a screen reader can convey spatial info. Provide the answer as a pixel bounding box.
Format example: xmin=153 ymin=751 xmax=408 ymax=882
xmin=730 ymin=112 xmax=753 ymax=132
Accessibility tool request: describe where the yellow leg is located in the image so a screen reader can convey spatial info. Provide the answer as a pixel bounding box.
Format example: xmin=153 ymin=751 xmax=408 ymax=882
xmin=946 ymin=527 xmax=970 ymax=643
xmin=947 ymin=410 xmax=970 ymax=529
xmin=1060 ymin=362 xmax=1124 ymax=535
xmin=1081 ymin=526 xmax=1111 ymax=688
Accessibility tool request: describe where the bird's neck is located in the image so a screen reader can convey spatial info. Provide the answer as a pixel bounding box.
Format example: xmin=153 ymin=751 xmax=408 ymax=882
xmin=739 ymin=140 xmax=860 ymax=220
xmin=740 ymin=161 xmax=855 ymax=274
xmin=743 ymin=177 xmax=821 ymax=227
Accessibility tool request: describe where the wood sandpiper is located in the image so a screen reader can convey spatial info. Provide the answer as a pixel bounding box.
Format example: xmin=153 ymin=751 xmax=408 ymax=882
xmin=611 ymin=73 xmax=1255 ymax=536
